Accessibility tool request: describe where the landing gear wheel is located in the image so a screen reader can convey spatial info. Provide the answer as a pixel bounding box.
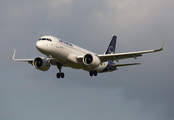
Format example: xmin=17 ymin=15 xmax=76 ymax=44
xmin=56 ymin=63 xmax=65 ymax=79
xmin=94 ymin=71 xmax=97 ymax=76
xmin=57 ymin=73 xmax=60 ymax=78
xmin=61 ymin=73 xmax=65 ymax=78
xmin=89 ymin=71 xmax=98 ymax=77
xmin=89 ymin=71 xmax=93 ymax=76
xmin=56 ymin=73 xmax=65 ymax=79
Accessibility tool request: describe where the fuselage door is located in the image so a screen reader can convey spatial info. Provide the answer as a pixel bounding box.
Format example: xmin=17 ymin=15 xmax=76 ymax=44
xmin=56 ymin=40 xmax=61 ymax=55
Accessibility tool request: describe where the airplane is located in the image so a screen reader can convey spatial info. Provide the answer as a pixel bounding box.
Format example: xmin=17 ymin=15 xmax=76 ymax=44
xmin=12 ymin=35 xmax=166 ymax=79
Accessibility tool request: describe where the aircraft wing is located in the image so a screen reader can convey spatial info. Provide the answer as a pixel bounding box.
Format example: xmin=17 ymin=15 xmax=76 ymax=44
xmin=12 ymin=50 xmax=60 ymax=65
xmin=98 ymin=40 xmax=166 ymax=62
xmin=12 ymin=50 xmax=34 ymax=62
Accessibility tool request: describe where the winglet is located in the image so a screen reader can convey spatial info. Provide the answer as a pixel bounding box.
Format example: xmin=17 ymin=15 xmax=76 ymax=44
xmin=12 ymin=50 xmax=16 ymax=60
xmin=154 ymin=40 xmax=166 ymax=52
xmin=162 ymin=40 xmax=167 ymax=50
xmin=11 ymin=50 xmax=34 ymax=62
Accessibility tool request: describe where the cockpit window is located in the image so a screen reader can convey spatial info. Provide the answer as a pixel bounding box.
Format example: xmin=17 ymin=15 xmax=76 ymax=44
xmin=39 ymin=38 xmax=52 ymax=42
xmin=47 ymin=39 xmax=52 ymax=42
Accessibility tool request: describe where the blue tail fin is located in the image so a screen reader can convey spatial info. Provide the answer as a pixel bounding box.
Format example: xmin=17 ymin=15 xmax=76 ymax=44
xmin=105 ymin=35 xmax=117 ymax=54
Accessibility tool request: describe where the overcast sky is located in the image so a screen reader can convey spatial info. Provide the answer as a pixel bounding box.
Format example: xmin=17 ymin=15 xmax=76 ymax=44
xmin=1 ymin=0 xmax=174 ymax=120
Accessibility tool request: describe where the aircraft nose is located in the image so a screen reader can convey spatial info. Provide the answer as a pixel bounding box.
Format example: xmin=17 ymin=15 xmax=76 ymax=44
xmin=36 ymin=41 xmax=42 ymax=50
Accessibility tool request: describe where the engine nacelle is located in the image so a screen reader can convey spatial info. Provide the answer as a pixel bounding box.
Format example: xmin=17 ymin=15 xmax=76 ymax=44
xmin=33 ymin=57 xmax=50 ymax=71
xmin=83 ymin=54 xmax=100 ymax=68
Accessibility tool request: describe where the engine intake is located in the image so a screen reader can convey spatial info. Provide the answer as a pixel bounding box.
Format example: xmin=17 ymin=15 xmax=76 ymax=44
xmin=33 ymin=57 xmax=50 ymax=71
xmin=83 ymin=54 xmax=100 ymax=68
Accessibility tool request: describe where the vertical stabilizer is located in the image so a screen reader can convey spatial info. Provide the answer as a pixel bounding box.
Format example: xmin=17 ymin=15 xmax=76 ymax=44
xmin=105 ymin=35 xmax=117 ymax=54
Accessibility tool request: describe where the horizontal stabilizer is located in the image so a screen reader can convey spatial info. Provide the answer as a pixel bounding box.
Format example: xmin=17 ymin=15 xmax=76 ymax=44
xmin=112 ymin=63 xmax=141 ymax=67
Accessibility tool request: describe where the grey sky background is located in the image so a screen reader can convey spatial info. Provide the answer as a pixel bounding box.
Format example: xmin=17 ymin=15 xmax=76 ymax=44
xmin=1 ymin=0 xmax=174 ymax=120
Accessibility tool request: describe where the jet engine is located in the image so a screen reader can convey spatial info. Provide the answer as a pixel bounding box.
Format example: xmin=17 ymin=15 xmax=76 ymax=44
xmin=83 ymin=54 xmax=100 ymax=68
xmin=33 ymin=57 xmax=50 ymax=71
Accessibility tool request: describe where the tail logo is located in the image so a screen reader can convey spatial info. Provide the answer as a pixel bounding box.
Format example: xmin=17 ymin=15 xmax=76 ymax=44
xmin=105 ymin=35 xmax=117 ymax=54
xmin=108 ymin=46 xmax=114 ymax=54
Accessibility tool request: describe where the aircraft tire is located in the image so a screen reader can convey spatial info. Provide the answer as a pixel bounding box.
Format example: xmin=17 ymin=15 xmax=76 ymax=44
xmin=57 ymin=73 xmax=60 ymax=78
xmin=94 ymin=71 xmax=97 ymax=76
xmin=61 ymin=73 xmax=65 ymax=78
xmin=89 ymin=71 xmax=93 ymax=76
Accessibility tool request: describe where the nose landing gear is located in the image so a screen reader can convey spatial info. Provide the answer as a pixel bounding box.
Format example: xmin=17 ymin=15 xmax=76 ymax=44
xmin=57 ymin=72 xmax=64 ymax=78
xmin=56 ymin=63 xmax=65 ymax=79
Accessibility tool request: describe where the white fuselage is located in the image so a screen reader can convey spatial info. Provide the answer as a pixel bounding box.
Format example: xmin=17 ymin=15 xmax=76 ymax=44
xmin=36 ymin=36 xmax=108 ymax=72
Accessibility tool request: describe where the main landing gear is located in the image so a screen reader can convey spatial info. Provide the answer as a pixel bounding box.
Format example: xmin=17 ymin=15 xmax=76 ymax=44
xmin=89 ymin=70 xmax=98 ymax=77
xmin=56 ymin=63 xmax=65 ymax=79
xmin=57 ymin=72 xmax=64 ymax=78
xmin=56 ymin=63 xmax=98 ymax=78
